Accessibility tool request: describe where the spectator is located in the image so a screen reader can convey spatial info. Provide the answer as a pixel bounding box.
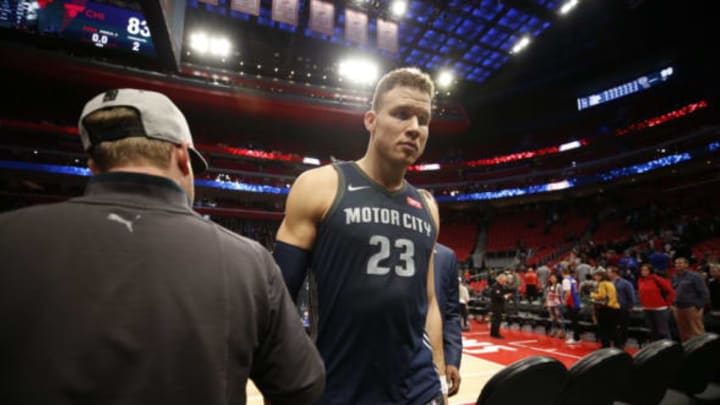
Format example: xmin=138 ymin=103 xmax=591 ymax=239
xmin=545 ymin=274 xmax=565 ymax=338
xmin=537 ymin=263 xmax=551 ymax=290
xmin=608 ymin=266 xmax=635 ymax=348
xmin=0 ymin=89 xmax=325 ymax=404
xmin=672 ymin=257 xmax=711 ymax=341
xmin=575 ymin=258 xmax=593 ymax=287
xmin=708 ymin=263 xmax=720 ymax=334
xmin=525 ymin=267 xmax=539 ymax=302
xmin=591 ymin=269 xmax=621 ymax=348
xmin=649 ymin=248 xmax=671 ymax=277
xmin=618 ymin=250 xmax=639 ymax=286
xmin=580 ymin=273 xmax=598 ymax=325
xmin=505 ymin=269 xmax=522 ymax=313
xmin=490 ymin=274 xmax=510 ymax=339
xmin=561 ymin=267 xmax=581 ymax=344
xmin=709 ymin=263 xmax=720 ymax=311
xmin=638 ymin=263 xmax=675 ymax=340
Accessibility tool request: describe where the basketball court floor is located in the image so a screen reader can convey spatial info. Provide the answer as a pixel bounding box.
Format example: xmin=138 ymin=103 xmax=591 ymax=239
xmin=246 ymin=321 xmax=633 ymax=404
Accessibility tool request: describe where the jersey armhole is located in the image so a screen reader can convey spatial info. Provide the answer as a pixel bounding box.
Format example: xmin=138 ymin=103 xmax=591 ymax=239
xmin=318 ymin=163 xmax=346 ymax=228
xmin=416 ymin=188 xmax=439 ymax=238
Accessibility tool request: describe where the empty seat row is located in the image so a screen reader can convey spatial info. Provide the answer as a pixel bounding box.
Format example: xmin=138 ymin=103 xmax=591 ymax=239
xmin=477 ymin=333 xmax=720 ymax=405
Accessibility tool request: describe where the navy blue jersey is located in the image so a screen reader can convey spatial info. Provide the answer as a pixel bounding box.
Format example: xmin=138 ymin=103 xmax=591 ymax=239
xmin=310 ymin=162 xmax=440 ymax=404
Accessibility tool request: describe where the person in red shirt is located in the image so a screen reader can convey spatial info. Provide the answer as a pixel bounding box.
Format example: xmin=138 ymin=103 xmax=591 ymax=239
xmin=524 ymin=267 xmax=539 ymax=302
xmin=637 ymin=263 xmax=675 ymax=340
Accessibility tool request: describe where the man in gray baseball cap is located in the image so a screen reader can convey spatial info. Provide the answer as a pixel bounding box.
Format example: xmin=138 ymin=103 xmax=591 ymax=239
xmin=79 ymin=88 xmax=208 ymax=197
xmin=0 ymin=88 xmax=326 ymax=404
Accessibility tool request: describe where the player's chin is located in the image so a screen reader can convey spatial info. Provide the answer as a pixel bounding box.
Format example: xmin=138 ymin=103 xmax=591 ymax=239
xmin=395 ymin=152 xmax=419 ymax=166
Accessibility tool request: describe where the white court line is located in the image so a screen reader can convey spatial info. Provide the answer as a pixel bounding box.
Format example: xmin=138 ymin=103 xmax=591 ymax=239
xmin=508 ymin=341 xmax=582 ymax=359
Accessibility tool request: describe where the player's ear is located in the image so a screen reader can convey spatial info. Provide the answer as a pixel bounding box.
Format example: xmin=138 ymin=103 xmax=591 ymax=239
xmin=364 ymin=110 xmax=376 ymax=133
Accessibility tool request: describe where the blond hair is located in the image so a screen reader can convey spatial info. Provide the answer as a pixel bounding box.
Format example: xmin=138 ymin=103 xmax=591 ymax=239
xmin=371 ymin=67 xmax=435 ymax=111
xmin=84 ymin=107 xmax=174 ymax=172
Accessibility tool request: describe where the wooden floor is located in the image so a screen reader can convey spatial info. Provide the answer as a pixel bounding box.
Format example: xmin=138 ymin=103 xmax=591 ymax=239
xmin=245 ymin=353 xmax=501 ymax=405
xmin=245 ymin=321 xmax=627 ymax=404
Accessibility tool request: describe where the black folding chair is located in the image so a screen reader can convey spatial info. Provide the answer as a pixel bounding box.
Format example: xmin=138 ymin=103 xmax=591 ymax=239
xmin=476 ymin=356 xmax=567 ymax=405
xmin=659 ymin=333 xmax=720 ymax=405
xmin=626 ymin=339 xmax=683 ymax=405
xmin=557 ymin=347 xmax=632 ymax=405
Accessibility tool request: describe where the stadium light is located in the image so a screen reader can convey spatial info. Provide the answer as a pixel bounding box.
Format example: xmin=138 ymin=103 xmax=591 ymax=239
xmin=303 ymin=157 xmax=321 ymax=166
xmin=436 ymin=70 xmax=454 ymax=89
xmin=559 ymin=0 xmax=579 ymax=15
xmin=559 ymin=140 xmax=582 ymax=152
xmin=338 ymin=58 xmax=379 ymax=85
xmin=510 ymin=36 xmax=531 ymax=54
xmin=189 ymin=32 xmax=209 ymax=54
xmin=391 ymin=1 xmax=407 ymax=17
xmin=189 ymin=31 xmax=232 ymax=58
xmin=210 ymin=37 xmax=231 ymax=57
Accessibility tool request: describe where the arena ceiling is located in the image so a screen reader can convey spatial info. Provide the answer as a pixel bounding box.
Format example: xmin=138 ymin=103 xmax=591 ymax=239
xmin=0 ymin=0 xmax=717 ymax=150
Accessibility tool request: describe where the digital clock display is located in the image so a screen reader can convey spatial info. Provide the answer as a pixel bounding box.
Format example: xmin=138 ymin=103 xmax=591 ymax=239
xmin=1 ymin=0 xmax=156 ymax=57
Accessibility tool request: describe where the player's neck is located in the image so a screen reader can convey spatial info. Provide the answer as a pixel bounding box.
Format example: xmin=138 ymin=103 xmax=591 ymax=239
xmin=356 ymin=155 xmax=406 ymax=191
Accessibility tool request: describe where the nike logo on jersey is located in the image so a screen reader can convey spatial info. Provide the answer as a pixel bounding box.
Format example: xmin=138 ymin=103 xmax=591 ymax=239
xmin=347 ymin=185 xmax=371 ymax=192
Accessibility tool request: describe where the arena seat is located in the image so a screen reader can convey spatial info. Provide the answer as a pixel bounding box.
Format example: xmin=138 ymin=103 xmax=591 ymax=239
xmin=438 ymin=222 xmax=477 ymax=260
xmin=623 ymin=339 xmax=683 ymax=405
xmin=558 ymin=348 xmax=632 ymax=405
xmin=659 ymin=333 xmax=720 ymax=405
xmin=476 ymin=356 xmax=566 ymax=405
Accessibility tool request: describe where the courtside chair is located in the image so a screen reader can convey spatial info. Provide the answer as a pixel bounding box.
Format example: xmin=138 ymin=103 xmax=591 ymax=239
xmin=558 ymin=348 xmax=632 ymax=405
xmin=622 ymin=339 xmax=683 ymax=405
xmin=476 ymin=356 xmax=567 ymax=405
xmin=658 ymin=333 xmax=720 ymax=405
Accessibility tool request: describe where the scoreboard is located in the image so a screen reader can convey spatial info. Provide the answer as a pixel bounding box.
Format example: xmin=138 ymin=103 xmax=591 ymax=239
xmin=576 ymin=66 xmax=674 ymax=111
xmin=0 ymin=0 xmax=156 ymax=58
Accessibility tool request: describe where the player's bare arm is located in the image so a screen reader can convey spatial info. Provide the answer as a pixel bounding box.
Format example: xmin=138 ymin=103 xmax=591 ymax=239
xmin=276 ymin=165 xmax=338 ymax=249
xmin=420 ymin=189 xmax=447 ymax=402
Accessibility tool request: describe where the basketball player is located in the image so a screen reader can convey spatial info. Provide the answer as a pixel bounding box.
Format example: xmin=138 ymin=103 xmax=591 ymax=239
xmin=273 ymin=68 xmax=447 ymax=404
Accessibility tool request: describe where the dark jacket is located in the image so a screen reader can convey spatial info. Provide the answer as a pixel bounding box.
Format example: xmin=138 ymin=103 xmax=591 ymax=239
xmin=0 ymin=172 xmax=325 ymax=405
xmin=433 ymin=243 xmax=462 ymax=368
xmin=490 ymin=284 xmax=507 ymax=308
xmin=613 ymin=277 xmax=636 ymax=310
xmin=672 ymin=270 xmax=710 ymax=309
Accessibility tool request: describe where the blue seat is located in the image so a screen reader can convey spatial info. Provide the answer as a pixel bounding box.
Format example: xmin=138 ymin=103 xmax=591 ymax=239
xmin=558 ymin=347 xmax=632 ymax=405
xmin=476 ymin=356 xmax=567 ymax=405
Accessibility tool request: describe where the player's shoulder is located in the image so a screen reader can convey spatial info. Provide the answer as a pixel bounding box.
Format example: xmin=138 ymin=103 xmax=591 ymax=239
xmin=415 ymin=187 xmax=439 ymax=231
xmin=416 ymin=187 xmax=434 ymax=201
xmin=285 ymin=164 xmax=340 ymax=220
xmin=292 ymin=164 xmax=338 ymax=192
